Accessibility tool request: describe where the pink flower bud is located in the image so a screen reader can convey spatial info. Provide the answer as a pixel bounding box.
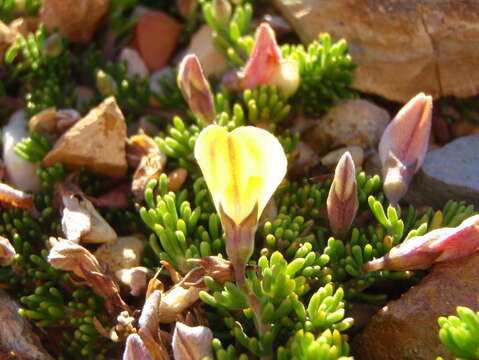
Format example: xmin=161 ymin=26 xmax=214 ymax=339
xmin=363 ymin=214 xmax=479 ymax=272
xmin=177 ymin=55 xmax=216 ymax=124
xmin=223 ymin=23 xmax=300 ymax=97
xmin=378 ymin=93 xmax=433 ymax=204
xmin=326 ymin=152 xmax=358 ymax=237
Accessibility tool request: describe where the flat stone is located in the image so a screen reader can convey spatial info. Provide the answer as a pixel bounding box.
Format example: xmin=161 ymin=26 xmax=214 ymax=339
xmin=119 ymin=47 xmax=149 ymax=80
xmin=272 ymin=0 xmax=479 ymax=102
xmin=95 ymin=235 xmax=145 ymax=273
xmin=2 ymin=111 xmax=41 ymax=192
xmin=0 ymin=290 xmax=54 ymax=359
xmin=183 ymin=25 xmax=228 ymax=77
xmin=308 ymin=99 xmax=390 ymax=154
xmin=354 ymin=252 xmax=479 ymax=360
xmin=406 ymin=135 xmax=479 ymax=209
xmin=40 ymin=0 xmax=109 ymax=43
xmin=43 ymin=97 xmax=127 ymax=178
xmin=134 ymin=11 xmax=182 ymax=72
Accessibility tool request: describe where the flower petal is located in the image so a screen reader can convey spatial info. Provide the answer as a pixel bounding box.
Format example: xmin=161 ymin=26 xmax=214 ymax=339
xmin=326 ymin=152 xmax=358 ymax=237
xmin=378 ymin=93 xmax=433 ymax=204
xmin=240 ymin=23 xmax=281 ymax=89
xmin=194 ymin=125 xmax=287 ymax=225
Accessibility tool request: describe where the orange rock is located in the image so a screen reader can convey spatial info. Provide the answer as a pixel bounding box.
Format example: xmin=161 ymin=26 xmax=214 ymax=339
xmin=134 ymin=11 xmax=182 ymax=72
xmin=40 ymin=0 xmax=109 ymax=43
xmin=43 ymin=97 xmax=127 ymax=178
xmin=354 ymin=252 xmax=479 ymax=360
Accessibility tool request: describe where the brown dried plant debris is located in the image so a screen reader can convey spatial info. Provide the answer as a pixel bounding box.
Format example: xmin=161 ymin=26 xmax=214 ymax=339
xmin=47 ymin=238 xmax=128 ymax=317
xmin=127 ymin=134 xmax=167 ymax=201
xmin=0 ymin=183 xmax=35 ymax=211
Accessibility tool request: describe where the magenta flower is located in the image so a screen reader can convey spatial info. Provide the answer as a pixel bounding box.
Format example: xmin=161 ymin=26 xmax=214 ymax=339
xmin=363 ymin=214 xmax=479 ymax=272
xmin=378 ymin=93 xmax=433 ymax=205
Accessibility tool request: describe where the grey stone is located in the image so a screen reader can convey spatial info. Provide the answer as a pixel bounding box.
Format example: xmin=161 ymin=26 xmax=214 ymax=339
xmin=406 ymin=135 xmax=479 ymax=209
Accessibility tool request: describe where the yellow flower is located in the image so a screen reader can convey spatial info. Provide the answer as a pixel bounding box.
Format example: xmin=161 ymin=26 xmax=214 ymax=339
xmin=194 ymin=125 xmax=287 ymax=277
xmin=195 ymin=125 xmax=287 ymax=225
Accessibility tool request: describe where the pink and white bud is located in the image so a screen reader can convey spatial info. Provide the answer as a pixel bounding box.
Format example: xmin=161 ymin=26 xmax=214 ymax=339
xmin=378 ymin=93 xmax=433 ymax=205
xmin=326 ymin=152 xmax=358 ymax=238
xmin=0 ymin=236 xmax=16 ymax=266
xmin=363 ymin=214 xmax=479 ymax=272
xmin=123 ymin=334 xmax=153 ymax=360
xmin=177 ymin=54 xmax=216 ymax=124
xmin=223 ymin=23 xmax=300 ymax=97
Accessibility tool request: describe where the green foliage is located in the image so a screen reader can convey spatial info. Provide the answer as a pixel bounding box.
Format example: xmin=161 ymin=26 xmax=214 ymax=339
xmin=241 ymin=85 xmax=291 ymax=125
xmin=438 ymin=305 xmax=479 ymax=360
xmin=5 ymin=25 xmax=76 ymax=115
xmin=0 ymin=0 xmax=477 ymax=359
xmin=282 ymin=33 xmax=356 ymax=117
xmin=278 ymin=329 xmax=352 ymax=360
xmin=140 ymin=174 xmax=225 ymax=274
xmin=151 ymin=69 xmax=188 ymax=111
xmin=155 ymin=116 xmax=201 ymax=174
xmin=108 ymin=0 xmax=141 ymax=42
xmin=278 ymin=129 xmax=300 ymax=155
xmin=201 ymin=250 xmax=350 ymax=358
xmin=93 ymin=62 xmax=151 ymax=123
xmin=37 ymin=163 xmax=66 ymax=192
xmin=0 ymin=182 xmax=113 ymax=359
xmin=14 ymin=132 xmax=51 ymax=162
xmin=0 ymin=0 xmax=41 ymax=22
xmin=201 ymin=0 xmax=254 ymax=67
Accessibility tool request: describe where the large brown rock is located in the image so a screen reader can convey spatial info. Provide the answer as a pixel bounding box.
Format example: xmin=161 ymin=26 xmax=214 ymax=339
xmin=43 ymin=97 xmax=127 ymax=177
xmin=354 ymin=252 xmax=479 ymax=360
xmin=40 ymin=0 xmax=109 ymax=43
xmin=272 ymin=0 xmax=479 ymax=102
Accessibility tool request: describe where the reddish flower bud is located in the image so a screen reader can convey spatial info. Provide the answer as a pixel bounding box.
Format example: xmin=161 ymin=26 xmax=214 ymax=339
xmin=223 ymin=23 xmax=300 ymax=97
xmin=378 ymin=93 xmax=433 ymax=204
xmin=177 ymin=54 xmax=216 ymax=124
xmin=363 ymin=214 xmax=479 ymax=272
xmin=326 ymin=152 xmax=358 ymax=238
